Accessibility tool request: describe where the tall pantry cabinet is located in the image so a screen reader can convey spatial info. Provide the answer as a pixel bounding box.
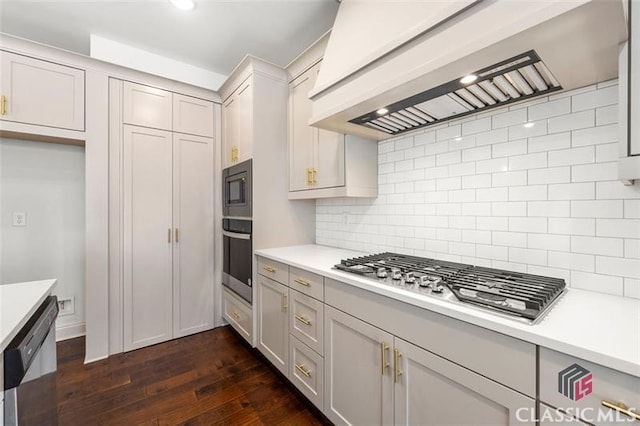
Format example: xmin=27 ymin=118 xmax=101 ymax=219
xmin=109 ymin=80 xmax=215 ymax=352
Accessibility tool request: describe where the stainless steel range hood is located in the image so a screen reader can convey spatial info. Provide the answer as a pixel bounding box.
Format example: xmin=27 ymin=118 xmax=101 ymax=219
xmin=309 ymin=0 xmax=628 ymax=140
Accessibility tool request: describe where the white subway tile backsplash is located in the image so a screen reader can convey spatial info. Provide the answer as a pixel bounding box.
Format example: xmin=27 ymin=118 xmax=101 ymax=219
xmin=596 ymin=256 xmax=640 ymax=279
xmin=572 ymin=85 xmax=617 ymax=111
xmin=528 ymin=201 xmax=570 ymax=217
xmin=462 ymin=146 xmax=492 ymax=162
xmin=318 ymin=82 xmax=637 ymax=298
xmin=570 ymin=271 xmax=623 ymax=296
xmin=548 ymin=182 xmax=594 ymax=200
xmin=571 ymin=200 xmax=623 ymax=218
xmin=571 ymin=236 xmax=624 ymax=257
xmin=548 ymin=110 xmax=594 ymax=133
xmin=528 ymin=167 xmax=570 ymax=185
xmin=528 ymin=132 xmax=571 ymax=153
xmin=492 ymin=171 xmax=527 ymax=187
xmin=528 ymin=97 xmax=570 ymax=121
xmin=509 ymin=153 xmax=547 ymax=171
xmin=572 ymin=124 xmax=618 ymax=147
xmin=493 ymin=140 xmax=527 ymax=158
xmin=548 ymin=218 xmax=595 ymax=236
xmin=548 ymin=146 xmax=595 ymax=167
xmin=462 ymin=117 xmax=492 ymax=135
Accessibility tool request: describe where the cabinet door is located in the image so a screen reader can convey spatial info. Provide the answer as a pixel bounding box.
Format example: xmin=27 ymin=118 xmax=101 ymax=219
xmin=630 ymin=0 xmax=640 ymax=155
xmin=0 ymin=51 xmax=85 ymax=131
xmin=393 ymin=337 xmax=535 ymax=426
xmin=222 ymin=92 xmax=238 ymax=168
xmin=256 ymin=275 xmax=289 ymax=376
xmin=123 ymin=125 xmax=173 ymax=351
xmin=123 ymin=81 xmax=172 ymax=131
xmin=235 ymin=78 xmax=253 ymax=164
xmin=289 ymin=68 xmax=315 ymax=191
xmin=324 ymin=305 xmax=394 ymax=426
xmin=173 ymin=94 xmax=214 ymax=138
xmin=172 ymin=133 xmax=214 ymax=338
xmin=314 ymin=130 xmax=345 ymax=189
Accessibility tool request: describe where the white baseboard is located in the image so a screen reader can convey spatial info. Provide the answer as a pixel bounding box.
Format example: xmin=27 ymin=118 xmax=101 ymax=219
xmin=56 ymin=322 xmax=86 ymax=341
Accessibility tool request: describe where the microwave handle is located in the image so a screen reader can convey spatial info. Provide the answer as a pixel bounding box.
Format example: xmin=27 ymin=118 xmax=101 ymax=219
xmin=222 ymin=230 xmax=251 ymax=240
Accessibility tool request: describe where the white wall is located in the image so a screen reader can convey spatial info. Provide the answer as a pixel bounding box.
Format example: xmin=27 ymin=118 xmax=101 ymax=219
xmin=0 ymin=138 xmax=86 ymax=335
xmin=317 ymin=80 xmax=640 ymax=299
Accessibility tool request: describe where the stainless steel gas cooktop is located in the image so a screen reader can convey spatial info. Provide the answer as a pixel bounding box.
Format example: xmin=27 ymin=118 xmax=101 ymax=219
xmin=334 ymin=252 xmax=566 ymax=324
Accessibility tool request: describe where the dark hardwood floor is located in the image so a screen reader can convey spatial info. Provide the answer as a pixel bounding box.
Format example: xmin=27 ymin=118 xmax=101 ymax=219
xmin=56 ymin=326 xmax=329 ymax=425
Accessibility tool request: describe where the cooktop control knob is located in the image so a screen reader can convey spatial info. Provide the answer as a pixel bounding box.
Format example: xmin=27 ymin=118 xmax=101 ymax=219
xmin=417 ymin=275 xmax=430 ymax=287
xmin=391 ymin=268 xmax=402 ymax=280
xmin=404 ymin=272 xmax=415 ymax=284
xmin=431 ymin=282 xmax=444 ymax=293
xmin=376 ymin=267 xmax=388 ymax=278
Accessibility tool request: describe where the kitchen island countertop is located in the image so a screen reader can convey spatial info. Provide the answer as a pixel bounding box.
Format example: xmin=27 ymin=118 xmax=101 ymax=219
xmin=255 ymin=244 xmax=640 ymax=378
xmin=0 ymin=279 xmax=57 ymax=352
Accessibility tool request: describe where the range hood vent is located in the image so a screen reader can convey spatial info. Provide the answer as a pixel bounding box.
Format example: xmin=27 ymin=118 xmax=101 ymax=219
xmin=349 ymin=50 xmax=562 ymax=136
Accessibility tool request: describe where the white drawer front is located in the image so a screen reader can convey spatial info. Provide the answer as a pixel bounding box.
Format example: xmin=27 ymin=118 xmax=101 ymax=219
xmin=540 ymin=348 xmax=640 ymax=425
xmin=222 ymin=287 xmax=252 ymax=343
xmin=289 ymin=266 xmax=323 ymax=301
xmin=289 ymin=288 xmax=324 ymax=354
xmin=257 ymin=256 xmax=289 ymax=285
xmin=289 ymin=334 xmax=324 ymax=411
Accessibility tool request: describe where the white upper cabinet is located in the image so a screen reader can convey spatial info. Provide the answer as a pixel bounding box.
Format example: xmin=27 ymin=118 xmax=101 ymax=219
xmin=0 ymin=51 xmax=85 ymax=131
xmin=123 ymin=81 xmax=172 ymax=131
xmin=221 ymin=75 xmax=253 ymax=168
xmin=173 ymin=93 xmax=214 ymax=138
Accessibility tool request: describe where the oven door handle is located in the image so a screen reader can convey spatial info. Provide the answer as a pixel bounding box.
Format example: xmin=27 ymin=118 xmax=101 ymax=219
xmin=222 ymin=230 xmax=251 ymax=240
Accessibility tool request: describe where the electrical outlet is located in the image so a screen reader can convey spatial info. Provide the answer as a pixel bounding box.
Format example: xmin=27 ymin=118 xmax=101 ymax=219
xmin=57 ymin=297 xmax=75 ymax=316
xmin=12 ymin=211 xmax=26 ymax=227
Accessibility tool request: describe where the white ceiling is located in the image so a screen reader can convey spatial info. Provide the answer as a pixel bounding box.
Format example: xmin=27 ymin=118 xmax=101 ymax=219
xmin=0 ymin=0 xmax=339 ymax=76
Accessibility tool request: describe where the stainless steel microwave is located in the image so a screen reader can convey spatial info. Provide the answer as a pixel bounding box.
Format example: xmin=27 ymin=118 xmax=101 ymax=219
xmin=222 ymin=159 xmax=252 ymax=218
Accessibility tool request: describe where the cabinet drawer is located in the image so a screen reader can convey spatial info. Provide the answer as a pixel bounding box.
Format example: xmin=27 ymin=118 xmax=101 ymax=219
xmin=222 ymin=287 xmax=252 ymax=343
xmin=123 ymin=81 xmax=172 ymax=131
xmin=289 ymin=335 xmax=324 ymax=411
xmin=289 ymin=266 xmax=323 ymax=301
xmin=289 ymin=289 xmax=323 ymax=354
xmin=540 ymin=348 xmax=640 ymax=425
xmin=257 ymin=256 xmax=288 ymax=284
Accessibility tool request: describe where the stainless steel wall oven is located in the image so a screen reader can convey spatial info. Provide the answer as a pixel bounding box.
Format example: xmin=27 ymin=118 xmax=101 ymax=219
xmin=222 ymin=218 xmax=252 ymax=303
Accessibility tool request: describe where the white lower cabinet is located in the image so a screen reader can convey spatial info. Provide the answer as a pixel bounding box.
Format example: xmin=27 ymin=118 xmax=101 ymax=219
xmin=289 ymin=288 xmax=323 ymax=354
xmin=324 ymin=305 xmax=394 ymax=425
xmin=393 ymin=337 xmax=535 ymax=426
xmin=256 ymin=274 xmax=289 ymax=376
xmin=222 ymin=287 xmax=252 ymax=342
xmin=290 ymin=334 xmax=324 ymax=410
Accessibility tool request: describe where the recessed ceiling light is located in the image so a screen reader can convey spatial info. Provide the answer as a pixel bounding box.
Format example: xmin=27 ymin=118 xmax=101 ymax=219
xmin=454 ymin=137 xmax=462 ymax=141
xmin=460 ymin=74 xmax=478 ymax=84
xmin=170 ymin=0 xmax=195 ymax=11
xmin=376 ymin=108 xmax=389 ymax=115
xmin=524 ymin=122 xmax=535 ymax=128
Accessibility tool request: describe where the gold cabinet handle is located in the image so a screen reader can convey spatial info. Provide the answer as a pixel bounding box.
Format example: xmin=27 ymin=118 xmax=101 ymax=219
xmin=1 ymin=95 xmax=6 ymax=115
xmin=380 ymin=342 xmax=390 ymax=375
xmin=175 ymin=228 xmax=179 ymax=243
xmin=295 ymin=314 xmax=311 ymax=325
xmin=602 ymin=401 xmax=640 ymax=420
xmin=312 ymin=168 xmax=317 ymax=183
xmin=295 ymin=363 xmax=311 ymax=377
xmin=231 ymin=146 xmax=238 ymax=162
xmin=294 ymin=278 xmax=310 ymax=287
xmin=281 ymin=293 xmax=287 ymax=312
xmin=306 ymin=168 xmax=312 ymax=185
xmin=168 ymin=228 xmax=171 ymax=243
xmin=263 ymin=265 xmax=276 ymax=273
xmin=231 ymin=311 xmax=240 ymax=319
xmin=394 ymin=348 xmax=403 ymax=383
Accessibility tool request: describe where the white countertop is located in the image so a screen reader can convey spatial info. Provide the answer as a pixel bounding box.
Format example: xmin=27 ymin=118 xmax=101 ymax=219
xmin=0 ymin=279 xmax=57 ymax=351
xmin=255 ymin=244 xmax=640 ymax=378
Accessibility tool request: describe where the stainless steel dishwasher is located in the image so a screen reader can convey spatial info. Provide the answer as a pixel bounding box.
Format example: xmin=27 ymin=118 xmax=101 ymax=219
xmin=3 ymin=296 xmax=58 ymax=425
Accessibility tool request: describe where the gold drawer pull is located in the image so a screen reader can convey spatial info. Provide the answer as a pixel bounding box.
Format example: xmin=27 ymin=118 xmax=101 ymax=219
xmin=380 ymin=342 xmax=390 ymax=375
xmin=295 ymin=363 xmax=311 ymax=377
xmin=281 ymin=293 xmax=287 ymax=312
xmin=231 ymin=311 xmax=240 ymax=319
xmin=602 ymin=400 xmax=640 ymax=420
xmin=263 ymin=265 xmax=276 ymax=273
xmin=394 ymin=348 xmax=403 ymax=383
xmin=294 ymin=278 xmax=310 ymax=287
xmin=295 ymin=314 xmax=311 ymax=325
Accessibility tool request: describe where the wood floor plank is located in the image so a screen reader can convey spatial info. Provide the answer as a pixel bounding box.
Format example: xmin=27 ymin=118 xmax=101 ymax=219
xmin=56 ymin=325 xmax=329 ymax=425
